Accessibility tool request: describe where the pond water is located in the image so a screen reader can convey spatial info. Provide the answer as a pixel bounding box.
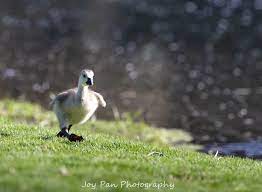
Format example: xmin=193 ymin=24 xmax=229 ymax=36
xmin=201 ymin=141 xmax=262 ymax=160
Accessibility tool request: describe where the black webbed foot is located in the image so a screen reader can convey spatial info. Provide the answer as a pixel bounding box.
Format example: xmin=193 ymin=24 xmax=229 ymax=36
xmin=56 ymin=126 xmax=83 ymax=142
xmin=68 ymin=134 xmax=84 ymax=142
xmin=57 ymin=130 xmax=67 ymax=137
xmin=57 ymin=128 xmax=70 ymax=138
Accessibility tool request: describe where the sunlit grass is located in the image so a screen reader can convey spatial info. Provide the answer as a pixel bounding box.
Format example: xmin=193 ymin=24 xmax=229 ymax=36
xmin=0 ymin=99 xmax=261 ymax=192
xmin=0 ymin=99 xmax=192 ymax=146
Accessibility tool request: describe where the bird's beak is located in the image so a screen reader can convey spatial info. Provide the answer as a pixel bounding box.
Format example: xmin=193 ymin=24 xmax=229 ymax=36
xmin=86 ymin=78 xmax=94 ymax=86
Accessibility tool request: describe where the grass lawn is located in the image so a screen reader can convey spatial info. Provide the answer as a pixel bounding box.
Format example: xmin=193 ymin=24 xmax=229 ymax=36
xmin=0 ymin=99 xmax=261 ymax=192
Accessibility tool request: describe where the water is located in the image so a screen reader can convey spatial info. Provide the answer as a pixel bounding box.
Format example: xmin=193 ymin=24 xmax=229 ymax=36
xmin=201 ymin=141 xmax=262 ymax=160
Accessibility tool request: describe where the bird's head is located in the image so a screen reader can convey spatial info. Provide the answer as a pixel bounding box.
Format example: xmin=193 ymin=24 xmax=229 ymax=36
xmin=79 ymin=69 xmax=94 ymax=87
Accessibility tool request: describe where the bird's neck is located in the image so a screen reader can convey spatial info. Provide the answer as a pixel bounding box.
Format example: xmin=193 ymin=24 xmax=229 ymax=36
xmin=77 ymin=81 xmax=88 ymax=98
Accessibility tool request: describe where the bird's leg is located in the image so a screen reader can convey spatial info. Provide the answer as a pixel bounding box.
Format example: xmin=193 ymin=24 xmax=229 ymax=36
xmin=68 ymin=124 xmax=72 ymax=132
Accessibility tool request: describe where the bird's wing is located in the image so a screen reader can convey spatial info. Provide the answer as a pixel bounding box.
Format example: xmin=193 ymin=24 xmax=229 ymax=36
xmin=92 ymin=91 xmax=106 ymax=107
xmin=53 ymin=88 xmax=77 ymax=106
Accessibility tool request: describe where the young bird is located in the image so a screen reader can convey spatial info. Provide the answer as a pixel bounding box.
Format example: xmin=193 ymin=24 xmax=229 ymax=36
xmin=50 ymin=69 xmax=106 ymax=142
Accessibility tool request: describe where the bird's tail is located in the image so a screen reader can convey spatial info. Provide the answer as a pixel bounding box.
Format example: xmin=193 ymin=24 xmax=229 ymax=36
xmin=49 ymin=93 xmax=56 ymax=109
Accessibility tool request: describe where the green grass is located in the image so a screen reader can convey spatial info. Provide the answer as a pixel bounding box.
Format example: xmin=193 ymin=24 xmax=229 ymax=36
xmin=0 ymin=99 xmax=192 ymax=147
xmin=0 ymin=100 xmax=261 ymax=192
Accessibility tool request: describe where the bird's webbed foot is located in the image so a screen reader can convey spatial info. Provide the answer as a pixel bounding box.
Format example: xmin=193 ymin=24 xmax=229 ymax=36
xmin=57 ymin=129 xmax=69 ymax=137
xmin=57 ymin=125 xmax=83 ymax=142
xmin=57 ymin=125 xmax=72 ymax=137
xmin=68 ymin=134 xmax=84 ymax=142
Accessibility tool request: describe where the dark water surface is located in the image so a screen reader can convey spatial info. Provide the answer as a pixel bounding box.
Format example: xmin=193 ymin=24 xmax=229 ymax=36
xmin=201 ymin=141 xmax=262 ymax=160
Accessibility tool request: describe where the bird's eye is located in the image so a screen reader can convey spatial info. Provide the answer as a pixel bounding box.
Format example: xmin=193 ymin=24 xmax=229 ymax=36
xmin=83 ymin=74 xmax=86 ymax=78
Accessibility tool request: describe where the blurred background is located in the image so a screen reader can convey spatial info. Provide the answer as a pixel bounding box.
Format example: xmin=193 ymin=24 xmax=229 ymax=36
xmin=0 ymin=0 xmax=262 ymax=148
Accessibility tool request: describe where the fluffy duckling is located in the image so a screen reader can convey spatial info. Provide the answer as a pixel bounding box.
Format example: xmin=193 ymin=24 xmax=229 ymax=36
xmin=51 ymin=69 xmax=106 ymax=142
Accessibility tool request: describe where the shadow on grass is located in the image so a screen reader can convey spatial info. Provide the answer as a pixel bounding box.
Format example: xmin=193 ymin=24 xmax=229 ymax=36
xmin=0 ymin=132 xmax=12 ymax=137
